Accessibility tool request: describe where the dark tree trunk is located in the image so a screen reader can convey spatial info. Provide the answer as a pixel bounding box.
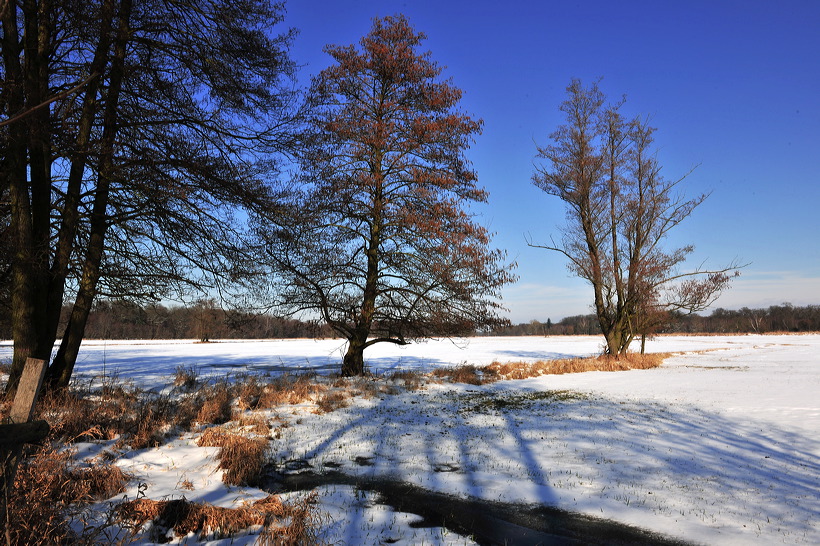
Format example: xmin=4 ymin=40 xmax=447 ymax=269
xmin=4 ymin=0 xmax=52 ymax=396
xmin=341 ymin=335 xmax=367 ymax=377
xmin=46 ymin=0 xmax=132 ymax=390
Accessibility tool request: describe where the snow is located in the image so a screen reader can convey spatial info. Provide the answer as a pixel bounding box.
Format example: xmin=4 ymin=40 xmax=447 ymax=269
xmin=1 ymin=334 xmax=818 ymax=544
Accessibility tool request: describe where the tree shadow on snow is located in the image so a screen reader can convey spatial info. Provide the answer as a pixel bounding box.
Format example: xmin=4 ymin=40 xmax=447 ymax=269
xmin=262 ymin=382 xmax=820 ymax=543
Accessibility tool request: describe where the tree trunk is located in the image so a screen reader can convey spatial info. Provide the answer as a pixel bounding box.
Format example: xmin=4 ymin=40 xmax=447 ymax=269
xmin=4 ymin=1 xmax=52 ymax=396
xmin=341 ymin=335 xmax=367 ymax=377
xmin=46 ymin=0 xmax=132 ymax=390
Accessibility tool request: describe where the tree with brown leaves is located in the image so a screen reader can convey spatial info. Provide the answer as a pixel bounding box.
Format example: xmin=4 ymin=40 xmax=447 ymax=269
xmin=263 ymin=15 xmax=514 ymax=376
xmin=530 ymin=79 xmax=742 ymax=355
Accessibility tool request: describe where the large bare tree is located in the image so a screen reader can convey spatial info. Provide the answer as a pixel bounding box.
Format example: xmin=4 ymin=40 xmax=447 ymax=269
xmin=263 ymin=15 xmax=514 ymax=376
xmin=531 ymin=80 xmax=740 ymax=355
xmin=2 ymin=0 xmax=298 ymax=393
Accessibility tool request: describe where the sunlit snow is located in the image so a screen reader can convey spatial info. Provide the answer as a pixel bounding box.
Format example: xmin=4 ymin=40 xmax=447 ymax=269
xmin=1 ymin=334 xmax=817 ymax=544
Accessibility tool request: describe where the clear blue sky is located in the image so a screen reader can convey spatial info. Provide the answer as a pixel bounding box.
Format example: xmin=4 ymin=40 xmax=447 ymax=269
xmin=284 ymin=0 xmax=820 ymax=323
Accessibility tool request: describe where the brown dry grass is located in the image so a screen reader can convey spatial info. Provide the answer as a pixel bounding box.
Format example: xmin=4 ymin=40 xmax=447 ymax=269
xmin=484 ymin=352 xmax=669 ymax=381
xmin=173 ymin=365 xmax=199 ymax=390
xmin=5 ymin=445 xmax=130 ymax=545
xmin=196 ymin=382 xmax=233 ymax=425
xmin=431 ymin=364 xmax=486 ymax=385
xmin=115 ymin=493 xmax=320 ymax=544
xmin=256 ymin=374 xmax=326 ymax=408
xmin=197 ymin=428 xmax=268 ymax=486
xmin=314 ymin=390 xmax=350 ymax=413
xmin=386 ymin=370 xmax=425 ymax=391
xmin=426 ymin=353 xmax=669 ymax=385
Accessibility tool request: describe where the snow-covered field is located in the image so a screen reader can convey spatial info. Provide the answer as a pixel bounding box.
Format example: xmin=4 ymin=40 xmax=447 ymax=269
xmin=1 ymin=334 xmax=818 ymax=544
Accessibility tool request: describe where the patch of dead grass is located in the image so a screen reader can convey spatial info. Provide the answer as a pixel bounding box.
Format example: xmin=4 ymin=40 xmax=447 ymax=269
xmin=314 ymin=390 xmax=350 ymax=414
xmin=5 ymin=445 xmax=130 ymax=545
xmin=256 ymin=374 xmax=325 ymax=408
xmin=115 ymin=493 xmax=320 ymax=544
xmin=195 ymin=382 xmax=233 ymax=425
xmin=431 ymin=364 xmax=489 ymax=385
xmin=484 ymin=352 xmax=669 ymax=381
xmin=197 ymin=428 xmax=268 ymax=486
xmin=386 ymin=370 xmax=425 ymax=391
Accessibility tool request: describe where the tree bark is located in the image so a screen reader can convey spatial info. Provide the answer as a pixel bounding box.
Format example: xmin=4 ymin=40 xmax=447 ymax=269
xmin=4 ymin=1 xmax=51 ymax=396
xmin=46 ymin=0 xmax=132 ymax=390
xmin=341 ymin=335 xmax=367 ymax=377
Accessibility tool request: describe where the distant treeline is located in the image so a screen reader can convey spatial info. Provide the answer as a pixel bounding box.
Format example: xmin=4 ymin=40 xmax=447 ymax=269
xmin=2 ymin=301 xmax=817 ymax=342
xmin=489 ymin=304 xmax=820 ymax=336
xmin=0 ymin=299 xmax=333 ymax=341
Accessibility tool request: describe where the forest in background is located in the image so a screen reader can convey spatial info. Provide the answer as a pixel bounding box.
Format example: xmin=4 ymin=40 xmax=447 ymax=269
xmin=2 ymin=301 xmax=817 ymax=342
xmin=494 ymin=304 xmax=820 ymax=336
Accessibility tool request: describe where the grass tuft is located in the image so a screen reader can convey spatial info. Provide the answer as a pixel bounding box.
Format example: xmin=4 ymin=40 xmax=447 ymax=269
xmin=197 ymin=428 xmax=268 ymax=486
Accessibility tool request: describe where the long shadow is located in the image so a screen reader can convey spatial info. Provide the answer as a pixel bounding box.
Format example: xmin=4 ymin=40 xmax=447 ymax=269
xmin=262 ymin=381 xmax=820 ymax=544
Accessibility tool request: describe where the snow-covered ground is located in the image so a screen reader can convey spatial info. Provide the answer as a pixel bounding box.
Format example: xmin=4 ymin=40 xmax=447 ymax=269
xmin=1 ymin=334 xmax=818 ymax=544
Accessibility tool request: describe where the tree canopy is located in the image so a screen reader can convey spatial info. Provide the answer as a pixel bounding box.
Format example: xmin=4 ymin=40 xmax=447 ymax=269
xmin=2 ymin=0 xmax=299 ymax=392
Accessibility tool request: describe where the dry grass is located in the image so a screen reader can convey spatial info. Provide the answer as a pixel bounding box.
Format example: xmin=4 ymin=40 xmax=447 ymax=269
xmin=115 ymin=493 xmax=320 ymax=544
xmin=195 ymin=382 xmax=233 ymax=425
xmin=236 ymin=413 xmax=272 ymax=436
xmin=4 ymin=445 xmax=130 ymax=545
xmin=484 ymin=352 xmax=669 ymax=381
xmin=197 ymin=428 xmax=268 ymax=486
xmin=386 ymin=370 xmax=425 ymax=391
xmin=431 ymin=364 xmax=486 ymax=385
xmin=173 ymin=365 xmax=199 ymax=390
xmin=314 ymin=390 xmax=350 ymax=413
xmin=425 ymin=353 xmax=669 ymax=385
xmin=256 ymin=374 xmax=326 ymax=408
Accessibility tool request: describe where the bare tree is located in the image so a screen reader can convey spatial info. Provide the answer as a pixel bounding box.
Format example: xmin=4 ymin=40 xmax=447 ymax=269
xmin=530 ymin=79 xmax=741 ymax=355
xmin=2 ymin=0 xmax=298 ymax=393
xmin=262 ymin=15 xmax=514 ymax=376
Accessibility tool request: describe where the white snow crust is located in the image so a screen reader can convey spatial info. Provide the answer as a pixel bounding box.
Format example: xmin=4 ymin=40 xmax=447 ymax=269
xmin=1 ymin=334 xmax=817 ymax=544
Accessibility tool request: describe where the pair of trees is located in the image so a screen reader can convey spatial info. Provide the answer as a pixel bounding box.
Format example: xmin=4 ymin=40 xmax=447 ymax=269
xmin=531 ymin=80 xmax=740 ymax=354
xmin=3 ymin=8 xmax=513 ymax=391
xmin=2 ymin=0 xmax=299 ymax=392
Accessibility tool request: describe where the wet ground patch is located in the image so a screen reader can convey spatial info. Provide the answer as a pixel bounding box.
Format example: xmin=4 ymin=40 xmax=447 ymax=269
xmin=262 ymin=469 xmax=693 ymax=546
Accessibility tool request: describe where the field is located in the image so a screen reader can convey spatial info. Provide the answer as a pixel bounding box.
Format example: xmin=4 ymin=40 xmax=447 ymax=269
xmin=1 ymin=334 xmax=818 ymax=544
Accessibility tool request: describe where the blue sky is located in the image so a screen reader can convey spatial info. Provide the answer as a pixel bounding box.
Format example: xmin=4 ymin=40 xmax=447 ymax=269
xmin=284 ymin=0 xmax=820 ymax=323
